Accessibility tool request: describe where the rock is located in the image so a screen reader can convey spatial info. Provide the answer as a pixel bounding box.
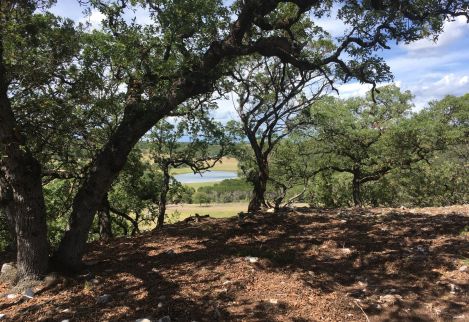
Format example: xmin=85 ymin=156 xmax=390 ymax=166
xmin=157 ymin=316 xmax=171 ymax=322
xmin=6 ymin=294 xmax=17 ymax=299
xmin=23 ymin=288 xmax=34 ymax=299
xmin=269 ymin=299 xmax=278 ymax=304
xmin=449 ymin=283 xmax=461 ymax=294
xmin=44 ymin=273 xmax=61 ymax=288
xmin=1 ymin=263 xmax=15 ymax=275
xmin=245 ymin=256 xmax=259 ymax=263
xmin=459 ymin=265 xmax=468 ymax=272
xmin=0 ymin=263 xmax=17 ymax=282
xmin=97 ymin=294 xmax=111 ymax=304
xmin=415 ymin=245 xmax=427 ymax=254
xmin=0 ymin=314 xmax=5 ymax=319
xmin=379 ymin=294 xmax=402 ymax=306
xmin=157 ymin=302 xmax=163 ymax=308
xmin=341 ymin=248 xmax=353 ymax=255
xmin=357 ymin=281 xmax=367 ymax=288
xmin=136 ymin=319 xmax=153 ymax=322
xmin=61 ymin=320 xmax=70 ymax=322
xmin=91 ymin=278 xmax=100 ymax=285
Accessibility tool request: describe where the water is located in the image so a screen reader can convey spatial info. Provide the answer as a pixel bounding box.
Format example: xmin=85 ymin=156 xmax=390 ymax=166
xmin=174 ymin=171 xmax=238 ymax=183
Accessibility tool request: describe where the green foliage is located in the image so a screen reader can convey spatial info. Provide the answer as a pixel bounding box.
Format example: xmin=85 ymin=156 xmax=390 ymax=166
xmin=192 ymin=191 xmax=211 ymax=205
xmin=43 ymin=179 xmax=76 ymax=246
xmin=0 ymin=210 xmax=13 ymax=252
xmin=109 ymin=148 xmax=161 ymax=231
xmin=197 ymin=179 xmax=251 ymax=203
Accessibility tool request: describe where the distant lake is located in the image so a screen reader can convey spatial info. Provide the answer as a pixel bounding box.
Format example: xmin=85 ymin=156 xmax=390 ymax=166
xmin=174 ymin=171 xmax=238 ymax=183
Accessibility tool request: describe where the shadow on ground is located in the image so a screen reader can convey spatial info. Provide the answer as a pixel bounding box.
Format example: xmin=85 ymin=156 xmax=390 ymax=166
xmin=1 ymin=206 xmax=468 ymax=321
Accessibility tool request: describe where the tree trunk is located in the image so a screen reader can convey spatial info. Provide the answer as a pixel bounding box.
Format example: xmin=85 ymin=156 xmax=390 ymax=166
xmin=52 ymin=108 xmax=163 ymax=271
xmin=352 ymin=174 xmax=362 ymax=207
xmin=52 ymin=11 xmax=252 ymax=269
xmin=1 ymin=51 xmax=49 ymax=279
xmin=157 ymin=164 xmax=170 ymax=228
xmin=248 ymin=162 xmax=269 ymax=212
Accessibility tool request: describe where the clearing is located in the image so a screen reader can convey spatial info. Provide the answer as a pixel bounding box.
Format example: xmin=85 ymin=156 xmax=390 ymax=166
xmin=0 ymin=205 xmax=468 ymax=321
xmin=170 ymin=157 xmax=238 ymax=175
xmin=166 ymin=202 xmax=248 ymax=222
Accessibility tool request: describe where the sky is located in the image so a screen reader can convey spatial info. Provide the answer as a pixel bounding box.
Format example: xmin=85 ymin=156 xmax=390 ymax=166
xmin=50 ymin=1 xmax=469 ymax=122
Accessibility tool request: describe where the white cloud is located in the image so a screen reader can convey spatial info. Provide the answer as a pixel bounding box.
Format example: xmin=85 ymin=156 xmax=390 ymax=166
xmin=336 ymin=82 xmax=372 ymax=98
xmin=405 ymin=73 xmax=469 ymax=108
xmin=387 ymin=49 xmax=469 ymax=82
xmin=79 ymin=9 xmax=106 ymax=29
xmin=403 ymin=16 xmax=469 ymax=53
xmin=212 ymin=97 xmax=239 ymax=124
xmin=315 ymin=17 xmax=348 ymax=38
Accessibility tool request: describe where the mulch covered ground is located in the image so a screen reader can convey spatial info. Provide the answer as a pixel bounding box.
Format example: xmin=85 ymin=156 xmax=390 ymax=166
xmin=1 ymin=205 xmax=468 ymax=321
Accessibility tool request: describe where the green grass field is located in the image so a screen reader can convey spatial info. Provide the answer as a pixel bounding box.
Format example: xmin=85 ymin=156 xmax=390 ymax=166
xmin=165 ymin=202 xmax=247 ymax=222
xmin=170 ymin=157 xmax=238 ymax=175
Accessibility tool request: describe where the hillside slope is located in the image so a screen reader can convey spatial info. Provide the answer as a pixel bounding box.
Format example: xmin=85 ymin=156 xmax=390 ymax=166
xmin=1 ymin=205 xmax=468 ymax=321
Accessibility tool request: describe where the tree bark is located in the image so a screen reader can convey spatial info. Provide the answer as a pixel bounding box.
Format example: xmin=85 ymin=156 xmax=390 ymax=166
xmin=156 ymin=163 xmax=170 ymax=228
xmin=248 ymin=162 xmax=269 ymax=212
xmin=1 ymin=46 xmax=49 ymax=279
xmin=352 ymin=173 xmax=362 ymax=207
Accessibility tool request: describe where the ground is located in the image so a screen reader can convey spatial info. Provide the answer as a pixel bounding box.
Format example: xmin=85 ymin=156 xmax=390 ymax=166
xmin=1 ymin=205 xmax=468 ymax=322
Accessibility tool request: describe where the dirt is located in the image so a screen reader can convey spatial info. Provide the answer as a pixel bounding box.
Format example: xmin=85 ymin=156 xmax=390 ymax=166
xmin=1 ymin=205 xmax=468 ymax=322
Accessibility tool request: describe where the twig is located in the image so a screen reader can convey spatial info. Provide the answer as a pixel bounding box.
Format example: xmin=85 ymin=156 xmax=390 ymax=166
xmin=354 ymin=299 xmax=370 ymax=322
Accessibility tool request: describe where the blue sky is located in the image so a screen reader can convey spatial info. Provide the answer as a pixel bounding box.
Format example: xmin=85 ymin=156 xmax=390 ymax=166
xmin=50 ymin=1 xmax=469 ymax=122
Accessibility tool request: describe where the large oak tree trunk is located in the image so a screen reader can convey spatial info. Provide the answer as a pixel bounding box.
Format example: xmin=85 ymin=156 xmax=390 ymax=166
xmin=0 ymin=68 xmax=49 ymax=279
xmin=52 ymin=108 xmax=161 ymax=271
xmin=11 ymin=160 xmax=49 ymax=279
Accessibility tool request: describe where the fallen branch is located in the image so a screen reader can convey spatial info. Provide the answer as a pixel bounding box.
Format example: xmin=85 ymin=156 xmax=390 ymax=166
xmin=354 ymin=300 xmax=370 ymax=322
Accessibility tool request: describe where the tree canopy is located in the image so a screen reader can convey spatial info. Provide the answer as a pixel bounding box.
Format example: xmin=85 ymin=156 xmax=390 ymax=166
xmin=0 ymin=0 xmax=468 ymax=280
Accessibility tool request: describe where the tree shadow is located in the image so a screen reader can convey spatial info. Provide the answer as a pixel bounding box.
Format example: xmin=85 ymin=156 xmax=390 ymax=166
xmin=1 ymin=207 xmax=468 ymax=321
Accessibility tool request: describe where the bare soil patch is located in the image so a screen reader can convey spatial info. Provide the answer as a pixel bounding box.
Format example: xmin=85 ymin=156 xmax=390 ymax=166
xmin=1 ymin=205 xmax=468 ymax=321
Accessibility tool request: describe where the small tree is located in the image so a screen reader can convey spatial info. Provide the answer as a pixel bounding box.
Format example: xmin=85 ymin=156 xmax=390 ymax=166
xmin=231 ymin=56 xmax=327 ymax=212
xmin=310 ymin=85 xmax=452 ymax=206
